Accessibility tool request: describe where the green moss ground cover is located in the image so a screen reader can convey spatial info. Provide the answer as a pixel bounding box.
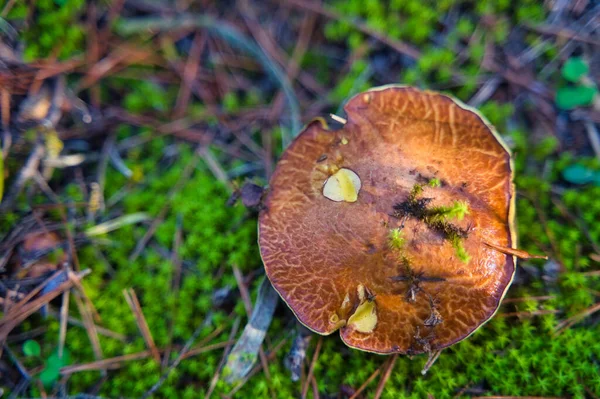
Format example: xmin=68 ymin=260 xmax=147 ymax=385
xmin=1 ymin=0 xmax=599 ymax=398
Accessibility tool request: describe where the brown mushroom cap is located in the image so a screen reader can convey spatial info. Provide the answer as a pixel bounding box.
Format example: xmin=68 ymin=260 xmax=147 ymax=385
xmin=259 ymin=86 xmax=516 ymax=354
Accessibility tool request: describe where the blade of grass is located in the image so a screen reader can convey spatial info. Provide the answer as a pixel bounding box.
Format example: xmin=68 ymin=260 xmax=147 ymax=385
xmin=85 ymin=213 xmax=150 ymax=236
xmin=301 ymin=337 xmax=322 ymax=399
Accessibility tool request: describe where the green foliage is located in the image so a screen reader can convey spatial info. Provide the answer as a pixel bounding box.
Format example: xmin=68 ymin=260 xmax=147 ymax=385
xmin=429 ymin=200 xmax=469 ymax=222
xmin=22 ymin=340 xmax=41 ymax=357
xmin=222 ymin=92 xmax=241 ymax=113
xmin=6 ymin=0 xmax=86 ymax=60
xmin=478 ymin=101 xmax=514 ymax=132
xmin=556 ymin=57 xmax=598 ymax=110
xmin=556 ymin=85 xmax=598 ymax=110
xmin=5 ymin=137 xmax=264 ymax=397
xmin=450 ymin=235 xmax=471 ymax=264
xmin=123 ymin=81 xmax=172 ymax=113
xmin=562 ymin=164 xmax=600 ymax=185
xmin=532 ymin=136 xmax=559 ymax=161
xmin=397 ymin=186 xmax=471 ymax=263
xmin=325 ymin=1 xmax=547 ymax=101
xmin=427 ymin=178 xmax=441 ymax=188
xmin=329 ymin=59 xmax=372 ymax=105
xmin=5 ymin=110 xmax=600 ymax=399
xmin=40 ymin=348 xmax=71 ymax=387
xmin=4 ymin=2 xmax=600 ymax=398
xmin=388 ymin=228 xmax=405 ymax=250
xmin=562 ymin=57 xmax=589 ymax=83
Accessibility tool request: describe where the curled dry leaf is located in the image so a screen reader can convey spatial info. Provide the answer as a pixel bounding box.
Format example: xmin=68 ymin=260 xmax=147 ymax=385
xmin=259 ymin=86 xmax=529 ymax=354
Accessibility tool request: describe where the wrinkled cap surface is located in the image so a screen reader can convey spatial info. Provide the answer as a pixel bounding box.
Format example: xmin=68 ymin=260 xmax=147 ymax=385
xmin=259 ymin=86 xmax=515 ymax=354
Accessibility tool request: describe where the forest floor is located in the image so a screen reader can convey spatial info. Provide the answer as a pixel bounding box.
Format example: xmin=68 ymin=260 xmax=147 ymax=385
xmin=1 ymin=1 xmax=600 ymax=398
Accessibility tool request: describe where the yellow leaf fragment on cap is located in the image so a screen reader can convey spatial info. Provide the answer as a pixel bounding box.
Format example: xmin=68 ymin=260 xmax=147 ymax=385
xmin=357 ymin=284 xmax=365 ymax=301
xmin=347 ymin=299 xmax=377 ymax=333
xmin=322 ymin=168 xmax=361 ymax=202
xmin=340 ymin=293 xmax=351 ymax=312
xmin=329 ymin=312 xmax=346 ymax=330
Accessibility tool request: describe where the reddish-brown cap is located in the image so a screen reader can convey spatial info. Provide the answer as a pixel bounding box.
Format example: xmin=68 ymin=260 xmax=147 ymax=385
xmin=259 ymin=86 xmax=516 ymax=354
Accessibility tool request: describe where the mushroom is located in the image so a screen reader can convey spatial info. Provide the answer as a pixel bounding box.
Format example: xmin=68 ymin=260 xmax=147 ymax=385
xmin=259 ymin=86 xmax=542 ymax=355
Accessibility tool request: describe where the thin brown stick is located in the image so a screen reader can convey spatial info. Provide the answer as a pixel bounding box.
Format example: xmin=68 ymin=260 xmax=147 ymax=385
xmin=196 ymin=324 xmax=228 ymax=348
xmin=582 ymin=270 xmax=600 ymax=277
xmin=61 ymin=350 xmax=153 ymax=374
xmin=523 ymin=23 xmax=600 ymax=46
xmin=373 ymin=354 xmax=398 ymax=399
xmin=67 ymin=270 xmax=101 ymax=324
xmin=349 ymin=364 xmax=383 ymax=399
xmin=200 ymin=147 xmax=232 ymax=190
xmin=232 ymin=265 xmax=253 ymax=315
xmin=502 ymin=295 xmax=555 ymax=304
xmin=0 ymin=270 xmax=90 ymax=346
xmin=204 ymin=317 xmax=241 ymax=399
xmin=81 ymin=44 xmax=156 ymax=89
xmin=59 ymin=207 xmax=82 ymax=272
xmin=311 ymin=374 xmax=320 ymax=399
xmin=177 ymin=340 xmax=234 ymax=360
xmin=141 ymin=320 xmax=220 ymax=399
xmin=268 ymin=11 xmax=316 ymax=120
xmin=0 ymin=270 xmax=64 ymax=321
xmin=123 ymin=288 xmax=161 ymax=364
xmin=58 ymin=289 xmax=70 ymax=358
xmin=0 ymin=0 xmax=17 ymax=17
xmin=60 ymin=340 xmax=235 ymax=375
xmin=46 ymin=307 xmax=126 ymax=342
xmin=554 ymin=302 xmax=600 ymax=335
xmin=1 ymin=88 xmax=10 ymax=131
xmin=67 ymin=326 xmax=232 ymax=376
xmin=86 ymin=2 xmax=101 ymax=107
xmin=484 ymin=241 xmax=548 ymax=259
xmin=174 ymin=32 xmax=206 ymax=118
xmin=301 ymin=337 xmax=322 ymax=399
xmin=501 ymin=309 xmax=560 ymax=318
xmin=72 ymin=290 xmax=103 ymax=363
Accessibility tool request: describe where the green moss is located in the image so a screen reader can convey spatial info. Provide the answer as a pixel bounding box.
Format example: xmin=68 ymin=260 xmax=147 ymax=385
xmin=394 ymin=186 xmax=471 ymax=262
xmin=428 ymin=177 xmax=441 ymax=188
xmin=325 ymin=0 xmax=547 ymax=100
xmin=388 ymin=228 xmax=405 ymax=251
xmin=4 ymin=2 xmax=600 ymax=397
xmin=7 ymin=0 xmax=86 ymax=60
xmin=429 ymin=200 xmax=469 ymax=223
xmin=450 ymin=235 xmax=471 ymax=264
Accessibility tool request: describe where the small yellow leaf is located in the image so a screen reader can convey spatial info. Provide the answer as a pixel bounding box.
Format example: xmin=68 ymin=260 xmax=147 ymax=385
xmin=347 ymin=299 xmax=377 ymax=333
xmin=322 ymin=168 xmax=361 ymax=202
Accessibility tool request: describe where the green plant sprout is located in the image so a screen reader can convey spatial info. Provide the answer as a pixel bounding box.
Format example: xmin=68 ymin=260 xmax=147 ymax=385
xmin=388 ymin=228 xmax=406 ymax=250
xmin=556 ymin=57 xmax=598 ymax=110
